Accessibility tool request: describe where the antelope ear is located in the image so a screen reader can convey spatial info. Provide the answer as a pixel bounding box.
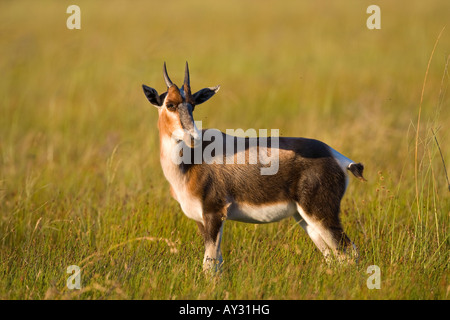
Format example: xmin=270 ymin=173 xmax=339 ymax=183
xmin=192 ymin=85 xmax=220 ymax=105
xmin=142 ymin=84 xmax=167 ymax=107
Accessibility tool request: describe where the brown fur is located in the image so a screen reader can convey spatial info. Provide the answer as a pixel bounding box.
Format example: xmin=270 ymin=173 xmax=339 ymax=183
xmin=177 ymin=133 xmax=355 ymax=259
xmin=166 ymin=85 xmax=183 ymax=106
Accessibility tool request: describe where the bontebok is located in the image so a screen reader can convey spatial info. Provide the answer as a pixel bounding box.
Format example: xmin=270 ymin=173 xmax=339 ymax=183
xmin=142 ymin=62 xmax=365 ymax=272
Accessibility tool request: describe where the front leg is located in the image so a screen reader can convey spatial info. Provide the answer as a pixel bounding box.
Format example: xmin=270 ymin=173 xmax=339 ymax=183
xmin=197 ymin=210 xmax=225 ymax=273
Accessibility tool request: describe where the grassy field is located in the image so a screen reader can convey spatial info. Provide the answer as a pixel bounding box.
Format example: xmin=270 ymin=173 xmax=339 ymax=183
xmin=0 ymin=0 xmax=449 ymax=300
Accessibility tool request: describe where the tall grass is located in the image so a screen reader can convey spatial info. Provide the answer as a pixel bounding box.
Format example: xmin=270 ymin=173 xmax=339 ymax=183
xmin=0 ymin=0 xmax=448 ymax=299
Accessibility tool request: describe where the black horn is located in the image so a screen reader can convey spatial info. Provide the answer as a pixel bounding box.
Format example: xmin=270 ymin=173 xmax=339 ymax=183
xmin=184 ymin=61 xmax=190 ymax=88
xmin=163 ymin=62 xmax=173 ymax=88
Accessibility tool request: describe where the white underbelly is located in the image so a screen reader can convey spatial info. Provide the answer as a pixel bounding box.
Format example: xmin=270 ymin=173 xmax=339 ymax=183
xmin=227 ymin=201 xmax=297 ymax=224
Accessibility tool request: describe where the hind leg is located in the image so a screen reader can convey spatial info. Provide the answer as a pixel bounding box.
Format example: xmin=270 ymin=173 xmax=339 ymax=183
xmin=293 ymin=212 xmax=332 ymax=262
xmin=296 ymin=203 xmax=359 ymax=264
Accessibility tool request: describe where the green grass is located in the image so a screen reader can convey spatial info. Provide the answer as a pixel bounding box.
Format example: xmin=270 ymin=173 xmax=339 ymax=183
xmin=0 ymin=0 xmax=448 ymax=299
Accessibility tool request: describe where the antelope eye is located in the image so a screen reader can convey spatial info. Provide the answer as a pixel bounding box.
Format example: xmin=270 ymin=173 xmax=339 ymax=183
xmin=166 ymin=103 xmax=176 ymax=110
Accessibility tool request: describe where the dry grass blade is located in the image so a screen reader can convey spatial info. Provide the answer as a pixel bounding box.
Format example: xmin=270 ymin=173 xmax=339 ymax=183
xmin=414 ymin=26 xmax=446 ymax=221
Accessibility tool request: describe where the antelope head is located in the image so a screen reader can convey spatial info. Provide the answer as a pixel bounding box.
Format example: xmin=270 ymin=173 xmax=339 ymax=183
xmin=142 ymin=62 xmax=220 ymax=148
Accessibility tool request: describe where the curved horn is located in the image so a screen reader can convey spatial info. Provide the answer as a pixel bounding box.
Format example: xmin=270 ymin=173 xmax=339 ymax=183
xmin=163 ymin=62 xmax=173 ymax=88
xmin=184 ymin=61 xmax=190 ymax=88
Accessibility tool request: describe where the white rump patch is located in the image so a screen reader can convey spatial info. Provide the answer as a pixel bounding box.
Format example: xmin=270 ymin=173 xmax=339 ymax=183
xmin=328 ymin=147 xmax=354 ymax=172
xmin=328 ymin=146 xmax=355 ymax=190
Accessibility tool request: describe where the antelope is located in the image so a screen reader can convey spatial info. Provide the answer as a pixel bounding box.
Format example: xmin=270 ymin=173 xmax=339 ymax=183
xmin=142 ymin=62 xmax=365 ymax=272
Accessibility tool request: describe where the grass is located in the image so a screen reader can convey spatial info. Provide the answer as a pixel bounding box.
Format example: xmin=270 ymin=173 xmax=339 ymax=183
xmin=0 ymin=0 xmax=449 ymax=300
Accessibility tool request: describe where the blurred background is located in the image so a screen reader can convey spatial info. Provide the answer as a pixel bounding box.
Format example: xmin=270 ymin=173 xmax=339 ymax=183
xmin=1 ymin=1 xmax=449 ymax=181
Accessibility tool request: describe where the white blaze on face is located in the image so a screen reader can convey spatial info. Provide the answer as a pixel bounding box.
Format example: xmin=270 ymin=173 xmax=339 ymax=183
xmin=192 ymin=120 xmax=201 ymax=141
xmin=177 ymin=103 xmax=201 ymax=147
